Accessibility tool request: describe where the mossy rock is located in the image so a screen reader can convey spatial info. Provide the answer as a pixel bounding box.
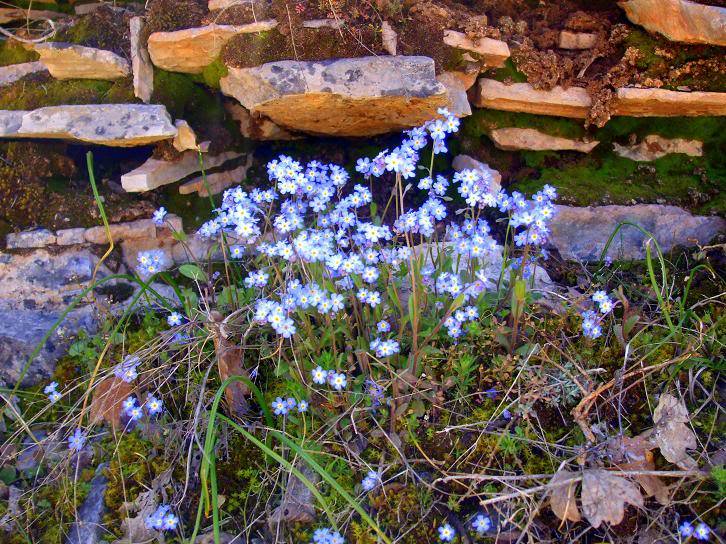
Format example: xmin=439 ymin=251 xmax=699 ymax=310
xmin=0 ymin=75 xmax=135 ymax=110
xmin=0 ymin=40 xmax=39 ymax=67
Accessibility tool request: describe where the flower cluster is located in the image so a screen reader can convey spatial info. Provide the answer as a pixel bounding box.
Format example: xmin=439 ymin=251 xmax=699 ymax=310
xmin=361 ymin=470 xmax=380 ymax=492
xmin=114 ymin=355 xmax=140 ymax=383
xmin=311 ymin=366 xmax=348 ymax=391
xmin=443 ymin=305 xmax=479 ymax=339
xmin=311 ymin=528 xmax=345 ymax=544
xmin=581 ymin=290 xmax=615 ymax=339
xmin=145 ymin=504 xmax=179 ymax=532
xmin=136 ymin=249 xmax=170 ymax=279
xmin=122 ymin=395 xmax=164 ymax=422
xmin=271 ymin=396 xmax=308 ymax=416
xmin=679 ymin=520 xmax=711 ymax=540
xmin=44 ymin=381 xmax=61 ymax=404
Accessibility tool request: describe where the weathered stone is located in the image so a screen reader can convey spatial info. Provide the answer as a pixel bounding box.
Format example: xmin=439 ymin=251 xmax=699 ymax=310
xmin=490 ymin=127 xmax=599 ymax=153
xmin=613 ymin=134 xmax=703 ymax=161
xmin=619 ymin=0 xmax=726 ymax=46
xmin=35 ymin=43 xmax=130 ymax=80
xmin=612 ymin=87 xmax=726 ymax=117
xmin=121 ymin=238 xmax=175 ymax=270
xmin=121 ymin=151 xmax=242 ymax=192
xmin=451 ymin=155 xmax=502 ymax=194
xmin=74 ymin=2 xmax=135 ymax=14
xmin=6 ymin=229 xmax=56 ymax=249
xmin=148 ymin=21 xmax=278 ymax=73
xmin=442 ymin=30 xmax=510 ymax=67
xmin=558 ymin=30 xmax=598 ymax=49
xmin=83 ymin=219 xmax=157 ymax=245
xmin=220 ymin=56 xmax=449 ymax=136
xmin=66 ymin=465 xmax=108 ymax=544
xmin=0 ymin=8 xmax=67 ymax=23
xmin=173 ymin=120 xmax=200 ymax=152
xmin=549 ymin=205 xmax=726 ymax=261
xmin=302 ymin=18 xmax=344 ymax=29
xmin=0 ymin=105 xmax=177 ymax=147
xmin=171 ymin=233 xmax=219 ymax=263
xmin=0 ymin=248 xmax=125 ymax=385
xmin=381 ymin=21 xmax=397 ymax=55
xmin=443 ymin=69 xmax=479 ymax=91
xmin=224 ymin=102 xmax=299 ymax=140
xmin=56 ymin=228 xmax=87 ymax=246
xmin=130 ymin=16 xmax=154 ymax=103
xmin=0 ymin=62 xmax=47 ymax=87
xmin=179 ymin=162 xmax=250 ymax=196
xmin=473 ymin=79 xmax=592 ymax=118
xmin=437 ymin=72 xmax=471 ymax=117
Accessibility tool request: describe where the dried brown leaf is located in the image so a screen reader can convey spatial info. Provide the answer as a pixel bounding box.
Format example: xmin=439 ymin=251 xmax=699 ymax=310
xmin=652 ymin=394 xmax=698 ymax=470
xmin=581 ymin=469 xmax=644 ymax=528
xmin=549 ymin=469 xmax=581 ymax=522
xmin=90 ymin=376 xmax=133 ymax=429
xmin=609 ymin=435 xmax=670 ymax=505
xmin=212 ymin=329 xmax=250 ymax=417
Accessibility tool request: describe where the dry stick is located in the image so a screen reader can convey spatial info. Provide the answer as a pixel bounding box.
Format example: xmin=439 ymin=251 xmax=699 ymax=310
xmin=571 ymin=352 xmax=695 ymax=442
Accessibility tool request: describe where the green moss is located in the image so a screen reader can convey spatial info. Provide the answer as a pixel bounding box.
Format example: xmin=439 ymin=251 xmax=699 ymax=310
xmin=462 ymin=109 xmax=587 ymax=140
xmin=191 ymin=58 xmax=229 ymax=89
xmin=487 ymin=58 xmax=528 ymax=84
xmin=0 ymin=40 xmax=39 ymax=67
xmin=0 ymin=77 xmax=135 ymax=109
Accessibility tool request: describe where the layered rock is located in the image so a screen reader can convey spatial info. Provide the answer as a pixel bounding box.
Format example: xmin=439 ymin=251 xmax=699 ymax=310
xmin=612 ymin=87 xmax=726 ymax=117
xmin=442 ymin=30 xmax=510 ymax=67
xmin=473 ymin=79 xmax=592 ymax=118
xmin=225 ymin=102 xmax=299 ymax=140
xmin=130 ymin=16 xmax=154 ymax=103
xmin=437 ymin=72 xmax=472 ymax=117
xmin=121 ymin=151 xmax=242 ymax=192
xmin=35 ymin=43 xmax=130 ymax=80
xmin=0 ymin=62 xmax=47 ymax=87
xmin=147 ymin=21 xmax=278 ymax=73
xmin=0 ymin=7 xmax=67 ymax=23
xmin=489 ymin=127 xmax=599 ymax=153
xmin=179 ymin=161 xmax=250 ymax=196
xmin=549 ymin=205 xmax=725 ymax=261
xmin=558 ymin=31 xmax=598 ymax=49
xmin=619 ymin=0 xmax=726 ymax=46
xmin=0 ymin=105 xmax=177 ymax=147
xmin=613 ymin=134 xmax=703 ymax=161
xmin=220 ymin=56 xmax=449 ymax=136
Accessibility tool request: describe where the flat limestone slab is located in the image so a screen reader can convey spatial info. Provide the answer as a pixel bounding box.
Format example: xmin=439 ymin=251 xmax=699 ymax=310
xmin=147 ymin=21 xmax=278 ymax=73
xmin=490 ymin=127 xmax=599 ymax=153
xmin=35 ymin=42 xmax=130 ymax=80
xmin=179 ymin=162 xmax=250 ymax=196
xmin=121 ymin=150 xmax=242 ymax=192
xmin=613 ymin=134 xmax=703 ymax=161
xmin=220 ymin=56 xmax=449 ymax=136
xmin=0 ymin=62 xmax=47 ymax=87
xmin=619 ymin=0 xmax=726 ymax=46
xmin=473 ymin=79 xmax=592 ymax=118
xmin=443 ymin=30 xmax=510 ymax=67
xmin=0 ymin=7 xmax=67 ymax=23
xmin=0 ymin=105 xmax=177 ymax=147
xmin=612 ymin=87 xmax=726 ymax=117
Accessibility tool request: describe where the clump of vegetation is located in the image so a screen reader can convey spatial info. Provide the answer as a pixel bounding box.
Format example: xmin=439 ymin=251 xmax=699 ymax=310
xmin=1 ymin=109 xmax=722 ymax=544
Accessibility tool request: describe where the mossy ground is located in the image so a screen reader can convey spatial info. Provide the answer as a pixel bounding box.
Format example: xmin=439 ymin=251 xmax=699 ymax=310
xmin=461 ymin=113 xmax=726 ymax=214
xmin=0 ymin=40 xmax=39 ymax=67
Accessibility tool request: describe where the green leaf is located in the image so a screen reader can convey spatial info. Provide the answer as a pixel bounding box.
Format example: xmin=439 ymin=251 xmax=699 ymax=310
xmin=179 ymin=264 xmax=208 ymax=282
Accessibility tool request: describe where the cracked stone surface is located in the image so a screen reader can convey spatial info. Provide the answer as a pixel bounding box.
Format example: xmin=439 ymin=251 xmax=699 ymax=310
xmin=220 ymin=56 xmax=449 ymax=136
xmin=35 ymin=42 xmax=130 ymax=80
xmin=0 ymin=105 xmax=177 ymax=147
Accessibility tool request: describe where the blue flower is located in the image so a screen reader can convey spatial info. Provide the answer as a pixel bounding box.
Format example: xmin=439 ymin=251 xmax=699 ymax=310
xmin=146 ymin=395 xmax=164 ymax=416
xmin=472 ymin=513 xmax=492 ymax=533
xmin=377 ymin=320 xmax=391 ymax=333
xmin=122 ymin=396 xmax=137 ymax=412
xmin=44 ymin=381 xmax=58 ymax=395
xmin=229 ymin=245 xmax=245 ymax=259
xmin=167 ymin=312 xmax=183 ymax=327
xmin=271 ymin=397 xmax=289 ymax=416
xmin=694 ymin=523 xmax=711 ymax=540
xmin=361 ymin=470 xmax=380 ymax=492
xmin=135 ymin=249 xmax=170 ymax=279
xmin=115 ymin=355 xmax=139 ymax=383
xmin=48 ymin=391 xmax=62 ymax=404
xmin=145 ymin=505 xmax=177 ymax=532
xmin=152 ymin=207 xmax=167 ymax=226
xmin=311 ymin=366 xmax=328 ymax=385
xmin=438 ymin=523 xmax=455 ymax=542
xmin=329 ymin=372 xmax=347 ymax=391
xmin=68 ymin=428 xmax=86 ymax=452
xmin=679 ymin=521 xmax=694 ymax=538
xmin=298 ymin=400 xmax=308 ymax=412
